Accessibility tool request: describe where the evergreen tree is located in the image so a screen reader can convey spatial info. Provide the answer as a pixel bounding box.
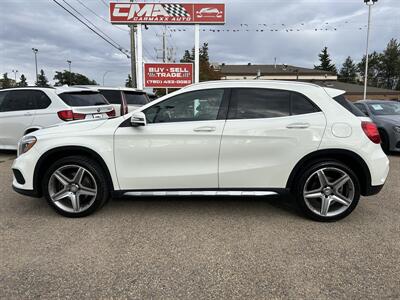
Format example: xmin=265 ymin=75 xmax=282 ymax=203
xmin=0 ymin=73 xmax=12 ymax=89
xmin=379 ymin=38 xmax=400 ymax=90
xmin=338 ymin=56 xmax=358 ymax=83
xmin=125 ymin=74 xmax=133 ymax=87
xmin=53 ymin=70 xmax=97 ymax=86
xmin=314 ymin=47 xmax=337 ymax=73
xmin=17 ymin=74 xmax=28 ymax=87
xmin=357 ymin=51 xmax=382 ymax=88
xmin=36 ymin=69 xmax=50 ymax=87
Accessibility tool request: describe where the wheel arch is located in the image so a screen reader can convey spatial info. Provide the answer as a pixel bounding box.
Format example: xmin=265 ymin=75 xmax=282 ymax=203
xmin=33 ymin=146 xmax=115 ymax=197
xmin=286 ymin=149 xmax=372 ymax=196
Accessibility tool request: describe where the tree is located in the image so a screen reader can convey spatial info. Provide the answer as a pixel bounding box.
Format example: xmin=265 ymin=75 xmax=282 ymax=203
xmin=17 ymin=74 xmax=28 ymax=87
xmin=125 ymin=74 xmax=133 ymax=87
xmin=357 ymin=51 xmax=382 ymax=88
xmin=314 ymin=47 xmax=337 ymax=73
xmin=338 ymin=56 xmax=358 ymax=83
xmin=36 ymin=69 xmax=50 ymax=87
xmin=53 ymin=70 xmax=97 ymax=86
xmin=379 ymin=38 xmax=400 ymax=90
xmin=0 ymin=73 xmax=13 ymax=89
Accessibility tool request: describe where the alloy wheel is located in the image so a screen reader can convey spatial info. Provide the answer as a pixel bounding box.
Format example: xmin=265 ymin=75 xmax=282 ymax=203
xmin=303 ymin=167 xmax=355 ymax=217
xmin=48 ymin=165 xmax=98 ymax=214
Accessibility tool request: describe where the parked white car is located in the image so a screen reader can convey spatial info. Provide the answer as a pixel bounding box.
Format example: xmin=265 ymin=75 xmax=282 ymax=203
xmin=77 ymin=86 xmax=150 ymax=116
xmin=0 ymin=86 xmax=115 ymax=150
xmin=12 ymin=80 xmax=389 ymax=221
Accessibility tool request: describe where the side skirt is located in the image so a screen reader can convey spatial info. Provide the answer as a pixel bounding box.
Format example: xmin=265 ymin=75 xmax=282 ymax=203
xmin=112 ymin=189 xmax=290 ymax=198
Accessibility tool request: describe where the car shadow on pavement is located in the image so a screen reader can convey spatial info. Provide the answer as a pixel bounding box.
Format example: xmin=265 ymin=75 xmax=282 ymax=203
xmin=109 ymin=194 xmax=302 ymax=219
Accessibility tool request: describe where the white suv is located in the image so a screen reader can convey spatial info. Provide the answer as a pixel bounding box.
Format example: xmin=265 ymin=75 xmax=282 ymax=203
xmin=0 ymin=86 xmax=115 ymax=150
xmin=11 ymin=81 xmax=389 ymax=221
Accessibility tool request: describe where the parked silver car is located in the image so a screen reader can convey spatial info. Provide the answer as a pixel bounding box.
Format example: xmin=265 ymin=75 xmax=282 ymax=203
xmin=354 ymin=100 xmax=400 ymax=153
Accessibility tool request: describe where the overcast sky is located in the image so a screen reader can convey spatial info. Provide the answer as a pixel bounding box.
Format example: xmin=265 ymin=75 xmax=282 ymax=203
xmin=1 ymin=0 xmax=399 ymax=86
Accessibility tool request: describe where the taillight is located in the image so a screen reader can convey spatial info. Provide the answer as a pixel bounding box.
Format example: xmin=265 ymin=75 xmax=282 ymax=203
xmin=106 ymin=108 xmax=116 ymax=118
xmin=57 ymin=110 xmax=86 ymax=121
xmin=361 ymin=121 xmax=381 ymax=144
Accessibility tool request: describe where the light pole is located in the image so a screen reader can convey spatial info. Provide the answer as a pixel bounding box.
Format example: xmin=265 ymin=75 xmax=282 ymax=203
xmin=32 ymin=48 xmax=38 ymax=84
xmin=12 ymin=70 xmax=19 ymax=85
xmin=102 ymin=71 xmax=111 ymax=86
xmin=363 ymin=0 xmax=378 ymax=100
xmin=67 ymin=60 xmax=72 ymax=85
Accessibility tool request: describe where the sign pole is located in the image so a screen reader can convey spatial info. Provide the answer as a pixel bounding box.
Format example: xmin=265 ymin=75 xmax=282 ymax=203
xmin=137 ymin=24 xmax=143 ymax=90
xmin=194 ymin=23 xmax=200 ymax=83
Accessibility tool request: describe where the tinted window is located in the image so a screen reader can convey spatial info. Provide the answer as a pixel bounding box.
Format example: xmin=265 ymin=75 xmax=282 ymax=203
xmin=145 ymin=89 xmax=224 ymax=123
xmin=59 ymin=92 xmax=109 ymax=107
xmin=291 ymin=92 xmax=320 ymax=115
xmin=367 ymin=102 xmax=400 ymax=116
xmin=99 ymin=90 xmax=122 ymax=104
xmin=354 ymin=103 xmax=369 ymax=115
xmin=0 ymin=91 xmax=7 ymax=110
xmin=228 ymin=88 xmax=290 ymax=119
xmin=0 ymin=90 xmax=51 ymax=112
xmin=124 ymin=91 xmax=149 ymax=105
xmin=333 ymin=95 xmax=365 ymax=117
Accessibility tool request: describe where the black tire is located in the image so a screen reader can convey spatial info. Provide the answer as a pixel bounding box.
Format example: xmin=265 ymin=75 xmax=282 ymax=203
xmin=42 ymin=155 xmax=110 ymax=218
xmin=379 ymin=129 xmax=390 ymax=154
xmin=293 ymin=160 xmax=361 ymax=222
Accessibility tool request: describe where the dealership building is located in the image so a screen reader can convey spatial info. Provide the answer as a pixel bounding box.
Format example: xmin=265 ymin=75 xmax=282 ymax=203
xmin=220 ymin=64 xmax=400 ymax=101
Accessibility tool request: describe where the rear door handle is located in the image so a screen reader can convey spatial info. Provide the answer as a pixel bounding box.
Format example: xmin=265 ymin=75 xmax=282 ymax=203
xmin=24 ymin=112 xmax=33 ymax=116
xmin=193 ymin=126 xmax=216 ymax=132
xmin=286 ymin=122 xmax=310 ymax=129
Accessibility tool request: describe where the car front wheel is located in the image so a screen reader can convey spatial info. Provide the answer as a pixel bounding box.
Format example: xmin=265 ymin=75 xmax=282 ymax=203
xmin=42 ymin=156 xmax=109 ymax=217
xmin=294 ymin=160 xmax=360 ymax=222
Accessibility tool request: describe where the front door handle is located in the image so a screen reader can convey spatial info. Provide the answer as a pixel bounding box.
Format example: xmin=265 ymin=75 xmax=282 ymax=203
xmin=286 ymin=122 xmax=310 ymax=129
xmin=24 ymin=112 xmax=33 ymax=116
xmin=193 ymin=126 xmax=216 ymax=132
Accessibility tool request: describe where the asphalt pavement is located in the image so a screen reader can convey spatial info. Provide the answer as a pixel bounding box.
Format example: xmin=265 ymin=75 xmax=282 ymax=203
xmin=0 ymin=151 xmax=399 ymax=299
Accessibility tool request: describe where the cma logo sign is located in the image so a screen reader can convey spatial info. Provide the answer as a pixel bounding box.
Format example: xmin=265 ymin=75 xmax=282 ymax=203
xmin=112 ymin=4 xmax=172 ymax=19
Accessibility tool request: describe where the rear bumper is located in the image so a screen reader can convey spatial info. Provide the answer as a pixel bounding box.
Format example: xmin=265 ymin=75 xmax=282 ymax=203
xmin=363 ymin=183 xmax=385 ymax=196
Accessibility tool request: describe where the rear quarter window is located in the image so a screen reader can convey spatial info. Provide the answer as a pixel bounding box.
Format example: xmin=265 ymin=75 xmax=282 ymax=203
xmin=58 ymin=92 xmax=109 ymax=107
xmin=333 ymin=95 xmax=365 ymax=117
xmin=99 ymin=90 xmax=122 ymax=105
xmin=123 ymin=91 xmax=149 ymax=105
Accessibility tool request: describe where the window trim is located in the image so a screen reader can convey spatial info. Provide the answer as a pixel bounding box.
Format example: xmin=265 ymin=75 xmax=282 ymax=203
xmin=143 ymin=88 xmax=229 ymax=124
xmin=226 ymin=87 xmax=321 ymax=120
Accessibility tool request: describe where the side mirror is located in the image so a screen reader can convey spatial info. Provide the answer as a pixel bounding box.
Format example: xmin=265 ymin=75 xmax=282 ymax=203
xmin=130 ymin=111 xmax=147 ymax=127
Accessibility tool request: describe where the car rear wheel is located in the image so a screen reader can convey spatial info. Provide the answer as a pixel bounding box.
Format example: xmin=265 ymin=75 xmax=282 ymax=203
xmin=294 ymin=160 xmax=360 ymax=222
xmin=43 ymin=156 xmax=109 ymax=217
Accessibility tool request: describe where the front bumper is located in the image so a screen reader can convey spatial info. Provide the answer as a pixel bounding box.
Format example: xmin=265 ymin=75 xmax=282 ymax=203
xmin=11 ymin=147 xmax=41 ymax=196
xmin=12 ymin=185 xmax=41 ymax=198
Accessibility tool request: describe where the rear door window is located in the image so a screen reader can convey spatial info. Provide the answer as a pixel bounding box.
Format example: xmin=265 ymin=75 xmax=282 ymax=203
xmin=99 ymin=90 xmax=122 ymax=105
xmin=123 ymin=91 xmax=149 ymax=105
xmin=0 ymin=90 xmax=50 ymax=112
xmin=333 ymin=95 xmax=365 ymax=117
xmin=228 ymin=88 xmax=290 ymax=119
xmin=58 ymin=92 xmax=109 ymax=107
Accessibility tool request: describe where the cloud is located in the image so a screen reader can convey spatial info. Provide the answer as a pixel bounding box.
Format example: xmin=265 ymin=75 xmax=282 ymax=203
xmin=0 ymin=0 xmax=399 ymax=86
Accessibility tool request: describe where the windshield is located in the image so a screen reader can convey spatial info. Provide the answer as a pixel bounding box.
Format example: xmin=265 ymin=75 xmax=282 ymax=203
xmin=333 ymin=95 xmax=365 ymax=117
xmin=59 ymin=91 xmax=109 ymax=107
xmin=367 ymin=102 xmax=400 ymax=116
xmin=123 ymin=91 xmax=149 ymax=105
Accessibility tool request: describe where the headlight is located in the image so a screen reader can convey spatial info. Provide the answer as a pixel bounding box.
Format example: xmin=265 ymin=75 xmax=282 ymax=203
xmin=393 ymin=126 xmax=400 ymax=134
xmin=18 ymin=136 xmax=37 ymax=156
